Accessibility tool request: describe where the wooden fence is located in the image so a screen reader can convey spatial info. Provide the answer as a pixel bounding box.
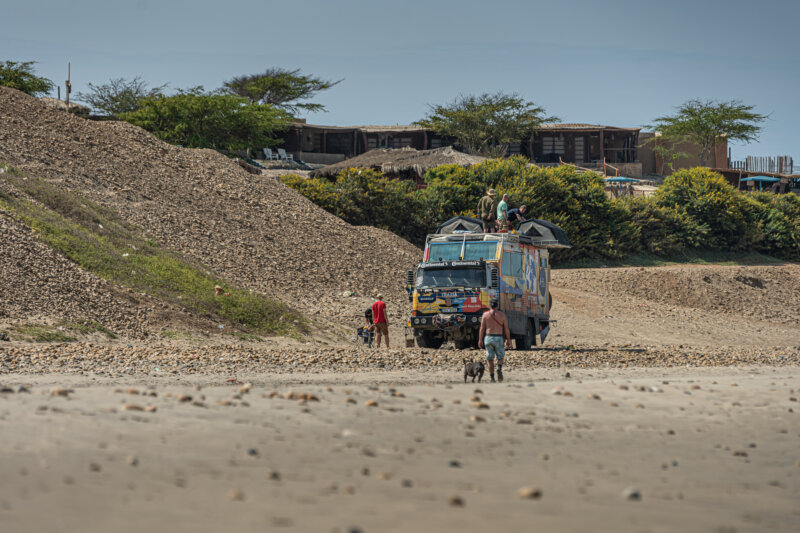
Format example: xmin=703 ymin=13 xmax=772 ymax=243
xmin=729 ymin=155 xmax=794 ymax=174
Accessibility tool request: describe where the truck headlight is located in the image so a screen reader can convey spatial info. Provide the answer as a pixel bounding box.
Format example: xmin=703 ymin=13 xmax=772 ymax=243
xmin=413 ymin=318 xmax=420 ymax=325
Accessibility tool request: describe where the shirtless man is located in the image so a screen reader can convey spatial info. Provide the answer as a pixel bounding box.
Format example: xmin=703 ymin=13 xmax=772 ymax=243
xmin=478 ymin=301 xmax=512 ymax=382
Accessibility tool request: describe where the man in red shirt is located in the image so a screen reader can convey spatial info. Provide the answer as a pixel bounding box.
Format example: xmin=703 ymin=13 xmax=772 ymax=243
xmin=371 ymin=294 xmax=389 ymax=348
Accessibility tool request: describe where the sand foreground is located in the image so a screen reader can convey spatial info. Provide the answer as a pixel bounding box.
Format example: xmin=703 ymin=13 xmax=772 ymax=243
xmin=1 ymin=366 xmax=798 ymax=533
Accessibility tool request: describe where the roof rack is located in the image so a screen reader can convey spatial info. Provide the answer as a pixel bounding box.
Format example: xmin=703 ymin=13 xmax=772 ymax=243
xmin=425 ymin=232 xmax=569 ymax=249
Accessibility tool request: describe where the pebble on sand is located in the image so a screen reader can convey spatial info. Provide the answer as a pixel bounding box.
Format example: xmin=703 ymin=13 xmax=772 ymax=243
xmin=622 ymin=487 xmax=641 ymax=501
xmin=364 ymin=400 xmax=378 ymax=407
xmin=518 ymin=486 xmax=542 ymax=500
xmin=228 ymin=489 xmax=245 ymax=501
xmin=121 ymin=404 xmax=144 ymax=411
xmin=50 ymin=388 xmax=71 ymax=397
xmin=449 ymin=495 xmax=465 ymax=507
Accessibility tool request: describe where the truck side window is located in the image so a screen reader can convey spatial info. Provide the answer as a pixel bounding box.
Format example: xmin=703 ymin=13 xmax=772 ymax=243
xmin=502 ymin=252 xmax=512 ymax=276
xmin=512 ymin=253 xmax=524 ymax=278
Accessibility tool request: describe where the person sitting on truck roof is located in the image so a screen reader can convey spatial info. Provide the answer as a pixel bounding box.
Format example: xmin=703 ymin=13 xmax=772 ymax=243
xmin=506 ymin=205 xmax=527 ymax=230
xmin=478 ymin=301 xmax=511 ymax=383
xmin=495 ymin=194 xmax=510 ymax=232
xmin=477 ymin=189 xmax=497 ymax=233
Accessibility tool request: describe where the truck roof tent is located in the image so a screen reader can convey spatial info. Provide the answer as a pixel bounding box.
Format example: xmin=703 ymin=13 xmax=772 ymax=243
xmin=517 ymin=220 xmax=572 ymax=248
xmin=435 ymin=215 xmax=484 ymax=235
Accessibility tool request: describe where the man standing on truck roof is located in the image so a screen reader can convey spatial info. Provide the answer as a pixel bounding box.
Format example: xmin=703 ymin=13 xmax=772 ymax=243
xmin=477 ymin=189 xmax=497 ymax=233
xmin=496 ymin=194 xmax=510 ymax=232
xmin=478 ymin=301 xmax=511 ymax=382
xmin=371 ymin=294 xmax=389 ymax=348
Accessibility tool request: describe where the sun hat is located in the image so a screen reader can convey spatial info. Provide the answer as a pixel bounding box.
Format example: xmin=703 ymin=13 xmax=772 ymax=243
xmin=487 ymin=189 xmax=496 ymax=196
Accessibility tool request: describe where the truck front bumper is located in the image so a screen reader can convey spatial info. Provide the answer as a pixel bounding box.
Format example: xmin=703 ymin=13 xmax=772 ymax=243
xmin=409 ymin=314 xmax=482 ymax=330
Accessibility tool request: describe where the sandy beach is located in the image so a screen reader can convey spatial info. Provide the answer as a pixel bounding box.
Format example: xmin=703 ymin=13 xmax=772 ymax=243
xmin=1 ymin=365 xmax=798 ymax=532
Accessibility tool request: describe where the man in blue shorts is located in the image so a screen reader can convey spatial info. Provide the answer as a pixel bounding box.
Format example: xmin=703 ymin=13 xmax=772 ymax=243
xmin=477 ymin=301 xmax=512 ymax=382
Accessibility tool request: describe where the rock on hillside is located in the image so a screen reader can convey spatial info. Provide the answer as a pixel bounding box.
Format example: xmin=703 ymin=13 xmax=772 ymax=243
xmin=0 ymin=88 xmax=421 ymax=329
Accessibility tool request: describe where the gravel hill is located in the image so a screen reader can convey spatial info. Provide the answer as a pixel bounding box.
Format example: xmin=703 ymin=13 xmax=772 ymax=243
xmin=0 ymin=87 xmax=421 ymax=334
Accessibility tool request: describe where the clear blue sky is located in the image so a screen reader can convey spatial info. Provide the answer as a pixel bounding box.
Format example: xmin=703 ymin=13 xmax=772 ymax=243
xmin=4 ymin=0 xmax=798 ymax=160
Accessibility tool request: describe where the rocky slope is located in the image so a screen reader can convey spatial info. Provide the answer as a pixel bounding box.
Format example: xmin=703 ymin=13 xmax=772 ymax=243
xmin=0 ymin=87 xmax=421 ymax=333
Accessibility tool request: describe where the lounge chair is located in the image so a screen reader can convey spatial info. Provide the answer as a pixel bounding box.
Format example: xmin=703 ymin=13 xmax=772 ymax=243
xmin=277 ymin=148 xmax=294 ymax=162
xmin=263 ymin=148 xmax=278 ymax=160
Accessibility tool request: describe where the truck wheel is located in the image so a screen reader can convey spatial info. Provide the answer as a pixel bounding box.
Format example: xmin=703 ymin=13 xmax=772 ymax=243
xmin=515 ymin=320 xmax=533 ymax=351
xmin=415 ymin=330 xmax=444 ymax=349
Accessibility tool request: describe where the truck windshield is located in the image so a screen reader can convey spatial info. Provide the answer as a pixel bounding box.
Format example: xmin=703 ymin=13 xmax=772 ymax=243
xmin=416 ymin=268 xmax=487 ymax=289
xmin=427 ymin=242 xmax=498 ymax=261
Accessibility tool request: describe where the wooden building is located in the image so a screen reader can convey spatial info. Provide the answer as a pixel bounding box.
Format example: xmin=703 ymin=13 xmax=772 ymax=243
xmin=279 ymin=122 xmax=453 ymax=165
xmin=278 ymin=121 xmax=642 ymax=175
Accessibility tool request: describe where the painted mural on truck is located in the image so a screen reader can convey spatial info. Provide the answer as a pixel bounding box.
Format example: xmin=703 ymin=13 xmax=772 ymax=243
xmin=497 ymin=244 xmax=549 ymax=317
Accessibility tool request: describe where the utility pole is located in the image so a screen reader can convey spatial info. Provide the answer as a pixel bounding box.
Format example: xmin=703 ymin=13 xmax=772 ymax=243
xmin=65 ymin=62 xmax=71 ymax=111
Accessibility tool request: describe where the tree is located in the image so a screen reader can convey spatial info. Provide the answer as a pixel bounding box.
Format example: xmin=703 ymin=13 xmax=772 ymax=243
xmin=75 ymin=76 xmax=167 ymax=117
xmin=120 ymin=88 xmax=290 ymax=152
xmin=415 ymin=92 xmax=557 ymax=158
xmin=650 ymin=99 xmax=767 ymax=166
xmin=650 ymin=140 xmax=690 ymax=175
xmin=221 ymin=68 xmax=341 ymax=115
xmin=0 ymin=60 xmax=54 ymax=96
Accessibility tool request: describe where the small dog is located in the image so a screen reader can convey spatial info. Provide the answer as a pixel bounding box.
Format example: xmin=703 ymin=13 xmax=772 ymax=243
xmin=463 ymin=359 xmax=485 ymax=383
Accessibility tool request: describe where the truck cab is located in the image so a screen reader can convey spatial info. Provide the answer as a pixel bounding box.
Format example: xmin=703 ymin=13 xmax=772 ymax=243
xmin=406 ymin=216 xmax=571 ymax=350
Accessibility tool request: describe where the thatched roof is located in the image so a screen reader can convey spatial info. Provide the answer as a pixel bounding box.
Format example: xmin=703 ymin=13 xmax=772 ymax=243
xmin=310 ymin=146 xmax=486 ymax=179
xmin=540 ymin=123 xmax=640 ymax=132
xmin=39 ymin=97 xmax=90 ymax=116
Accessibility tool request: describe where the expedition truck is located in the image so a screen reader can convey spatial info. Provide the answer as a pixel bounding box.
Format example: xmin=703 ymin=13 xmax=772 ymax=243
xmin=405 ymin=216 xmax=571 ymax=350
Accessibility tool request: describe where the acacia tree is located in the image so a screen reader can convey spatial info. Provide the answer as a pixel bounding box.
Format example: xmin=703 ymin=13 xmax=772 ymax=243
xmin=650 ymin=99 xmax=767 ymax=166
xmin=0 ymin=61 xmax=54 ymax=96
xmin=120 ymin=87 xmax=290 ymax=152
xmin=415 ymin=92 xmax=557 ymax=158
xmin=76 ymin=76 xmax=168 ymax=117
xmin=221 ymin=68 xmax=341 ymax=115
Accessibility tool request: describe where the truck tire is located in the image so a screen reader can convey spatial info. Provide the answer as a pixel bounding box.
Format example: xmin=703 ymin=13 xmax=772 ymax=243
xmin=515 ymin=320 xmax=534 ymax=351
xmin=415 ymin=330 xmax=444 ymax=349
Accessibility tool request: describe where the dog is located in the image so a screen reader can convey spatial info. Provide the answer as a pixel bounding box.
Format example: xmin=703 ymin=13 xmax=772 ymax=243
xmin=463 ymin=359 xmax=485 ymax=383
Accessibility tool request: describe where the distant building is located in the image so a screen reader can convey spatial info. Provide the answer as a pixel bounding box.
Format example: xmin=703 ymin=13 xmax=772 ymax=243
xmin=638 ymin=132 xmax=728 ymax=175
xmin=279 ymin=121 xmax=643 ymax=176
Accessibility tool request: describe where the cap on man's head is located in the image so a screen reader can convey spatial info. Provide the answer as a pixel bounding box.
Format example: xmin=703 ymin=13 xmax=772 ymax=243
xmin=376 ymin=294 xmax=384 ymax=300
xmin=487 ymin=189 xmax=495 ymax=196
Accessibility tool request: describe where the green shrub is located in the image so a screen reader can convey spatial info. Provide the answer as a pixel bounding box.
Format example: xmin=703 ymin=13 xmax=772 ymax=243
xmin=0 ymin=61 xmax=54 ymax=96
xmin=120 ymin=88 xmax=289 ymax=152
xmin=282 ymin=169 xmax=430 ymax=244
xmin=652 ymin=167 xmax=752 ymax=249
xmin=283 ymin=161 xmax=798 ymax=264
xmin=746 ymin=192 xmax=800 ymax=260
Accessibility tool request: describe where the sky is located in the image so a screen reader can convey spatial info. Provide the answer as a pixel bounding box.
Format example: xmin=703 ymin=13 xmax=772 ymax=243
xmin=3 ymin=0 xmax=799 ymax=160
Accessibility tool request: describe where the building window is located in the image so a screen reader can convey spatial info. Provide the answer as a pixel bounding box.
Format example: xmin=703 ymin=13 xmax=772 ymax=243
xmin=542 ymin=136 xmax=565 ymax=155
